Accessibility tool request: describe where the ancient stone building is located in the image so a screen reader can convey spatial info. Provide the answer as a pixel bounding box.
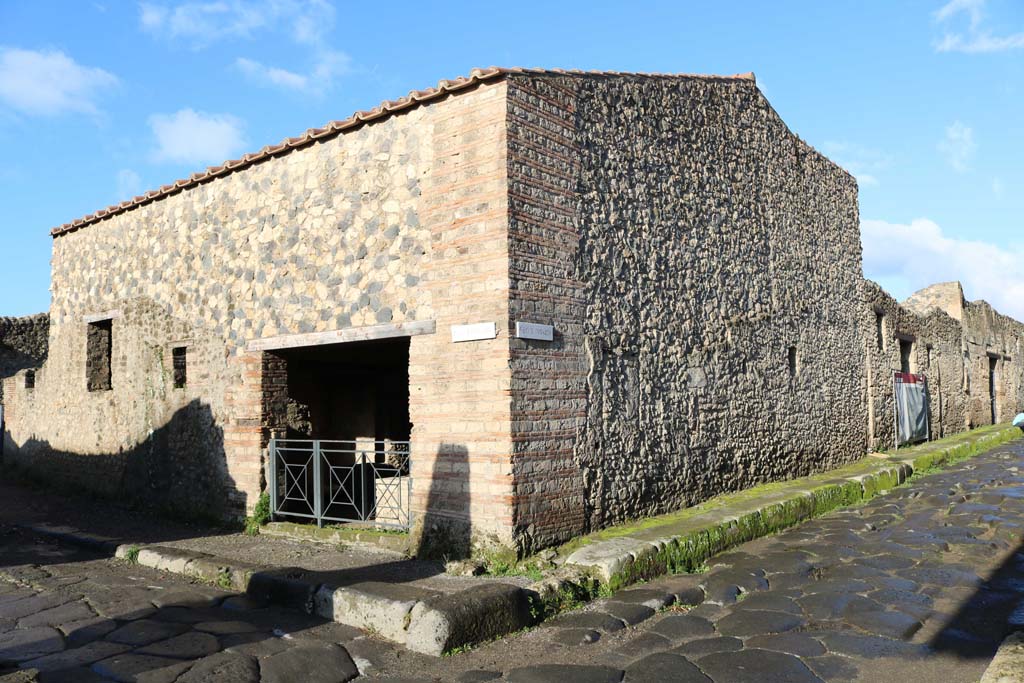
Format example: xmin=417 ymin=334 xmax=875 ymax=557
xmin=2 ymin=67 xmax=1022 ymax=554
xmin=0 ymin=314 xmax=48 ymax=403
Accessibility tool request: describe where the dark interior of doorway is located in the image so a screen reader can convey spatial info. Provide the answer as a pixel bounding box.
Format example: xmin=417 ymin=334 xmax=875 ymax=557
xmin=276 ymin=336 xmax=411 ymax=443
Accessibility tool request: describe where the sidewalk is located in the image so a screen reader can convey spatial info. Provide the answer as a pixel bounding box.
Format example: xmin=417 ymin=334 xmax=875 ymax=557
xmin=1 ymin=422 xmax=1020 ymax=658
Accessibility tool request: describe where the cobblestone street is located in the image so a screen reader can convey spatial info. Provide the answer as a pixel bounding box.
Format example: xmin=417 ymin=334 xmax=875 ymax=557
xmin=3 ymin=439 xmax=1024 ymax=682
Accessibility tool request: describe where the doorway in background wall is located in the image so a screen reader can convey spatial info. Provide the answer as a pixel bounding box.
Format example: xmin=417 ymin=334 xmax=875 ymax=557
xmin=989 ymin=356 xmax=998 ymax=424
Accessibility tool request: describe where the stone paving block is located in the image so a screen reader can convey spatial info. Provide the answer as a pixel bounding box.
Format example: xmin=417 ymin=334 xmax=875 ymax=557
xmin=150 ymin=588 xmax=224 ymax=609
xmin=614 ymin=632 xmax=671 ymax=657
xmin=0 ymin=593 xmax=78 ymax=621
xmin=457 ymin=671 xmax=502 ymax=682
xmin=506 ymin=664 xmax=625 ymax=683
xmin=135 ymin=660 xmax=195 ymax=683
xmin=671 ymin=636 xmax=743 ymax=657
xmin=18 ymin=599 xmax=94 ymax=628
xmin=816 ymin=632 xmax=931 ymax=659
xmin=649 ymin=614 xmax=715 ymax=641
xmin=259 ymin=643 xmax=359 ymax=683
xmin=544 ymin=611 xmax=626 ymax=633
xmin=698 ymin=648 xmax=825 ymax=683
xmin=221 ymin=632 xmax=291 ymax=658
xmin=623 ymin=652 xmax=710 ymax=682
xmin=91 ymin=653 xmax=184 ymax=682
xmin=406 ymin=583 xmax=532 ymax=656
xmin=732 ymin=592 xmax=803 ymax=614
xmin=844 ymin=609 xmax=922 ymax=640
xmin=104 ymin=619 xmax=190 ymax=646
xmin=136 ymin=631 xmax=222 ymax=659
xmin=746 ymin=633 xmax=827 ymax=657
xmin=175 ymin=651 xmax=260 ymax=683
xmin=193 ymin=620 xmax=263 ymax=635
xmin=715 ymin=609 xmax=805 ymax=637
xmin=612 ymin=588 xmax=675 ymax=610
xmin=601 ymin=601 xmax=655 ymax=626
xmin=59 ymin=616 xmax=118 ymax=648
xmin=21 ymin=640 xmax=130 ymax=672
xmin=0 ymin=626 xmax=64 ymax=662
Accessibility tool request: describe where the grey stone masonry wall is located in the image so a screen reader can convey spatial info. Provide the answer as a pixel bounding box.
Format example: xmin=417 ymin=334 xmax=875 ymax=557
xmin=0 ymin=314 xmax=48 ymax=402
xmin=506 ymin=73 xmax=867 ymax=549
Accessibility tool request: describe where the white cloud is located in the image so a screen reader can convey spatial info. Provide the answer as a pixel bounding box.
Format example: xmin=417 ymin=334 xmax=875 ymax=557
xmin=235 ymin=49 xmax=350 ymax=94
xmin=937 ymin=121 xmax=976 ymax=172
xmin=141 ymin=1 xmax=348 ymax=95
xmin=116 ymin=169 xmax=142 ymax=200
xmin=821 ymin=141 xmax=892 ymax=188
xmin=862 ymin=217 xmax=1024 ymax=320
xmin=149 ymin=108 xmax=246 ymax=166
xmin=140 ymin=1 xmax=335 ymax=47
xmin=0 ymin=47 xmax=117 ymax=117
xmin=934 ymin=0 xmax=1024 ymax=53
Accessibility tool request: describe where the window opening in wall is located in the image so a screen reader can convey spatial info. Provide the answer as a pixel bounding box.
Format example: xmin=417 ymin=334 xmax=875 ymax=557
xmin=172 ymin=347 xmax=187 ymax=389
xmin=899 ymin=339 xmax=914 ymax=374
xmin=875 ymin=312 xmax=885 ymax=351
xmin=926 ymin=345 xmax=933 ymax=369
xmin=787 ymin=346 xmax=798 ymax=378
xmin=86 ymin=319 xmax=113 ymax=392
xmin=24 ymin=369 xmax=35 ymax=390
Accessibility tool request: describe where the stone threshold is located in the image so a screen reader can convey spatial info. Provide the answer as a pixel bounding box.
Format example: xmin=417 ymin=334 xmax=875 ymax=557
xmin=259 ymin=521 xmax=411 ymax=555
xmin=16 ymin=424 xmax=1022 ymax=658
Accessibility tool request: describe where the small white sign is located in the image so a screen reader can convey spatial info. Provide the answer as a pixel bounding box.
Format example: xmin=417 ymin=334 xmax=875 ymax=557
xmin=451 ymin=322 xmax=497 ymax=343
xmin=515 ymin=321 xmax=554 ymax=341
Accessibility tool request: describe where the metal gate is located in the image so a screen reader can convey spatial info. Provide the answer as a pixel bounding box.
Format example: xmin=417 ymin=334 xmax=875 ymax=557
xmin=268 ymin=439 xmax=412 ymax=530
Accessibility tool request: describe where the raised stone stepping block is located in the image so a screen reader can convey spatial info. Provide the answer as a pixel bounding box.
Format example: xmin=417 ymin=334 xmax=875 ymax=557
xmin=136 ymin=632 xmax=222 ymax=659
xmin=623 ymin=652 xmax=710 ymax=682
xmin=105 ymin=619 xmax=190 ymax=646
xmin=650 ymin=614 xmax=715 ymax=641
xmin=715 ymin=609 xmax=805 ymax=637
xmin=699 ymin=648 xmax=825 ymax=683
xmin=506 ymin=664 xmax=625 ymax=683
xmin=259 ymin=643 xmax=359 ymax=683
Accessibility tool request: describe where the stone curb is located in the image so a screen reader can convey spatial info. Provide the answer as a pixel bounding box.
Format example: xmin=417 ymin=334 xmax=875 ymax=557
xmin=564 ymin=425 xmax=1023 ymax=590
xmin=981 ymin=630 xmax=1024 ymax=683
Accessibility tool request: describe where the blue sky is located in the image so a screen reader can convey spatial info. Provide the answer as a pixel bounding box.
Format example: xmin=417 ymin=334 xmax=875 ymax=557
xmin=1 ymin=0 xmax=1022 ymax=317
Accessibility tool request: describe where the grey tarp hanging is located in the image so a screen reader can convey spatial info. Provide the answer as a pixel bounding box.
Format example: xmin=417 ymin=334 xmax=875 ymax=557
xmin=895 ymin=372 xmax=929 ymax=447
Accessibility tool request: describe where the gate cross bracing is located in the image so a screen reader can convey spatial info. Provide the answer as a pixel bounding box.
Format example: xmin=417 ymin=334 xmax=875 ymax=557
xmin=269 ymin=439 xmax=411 ymax=530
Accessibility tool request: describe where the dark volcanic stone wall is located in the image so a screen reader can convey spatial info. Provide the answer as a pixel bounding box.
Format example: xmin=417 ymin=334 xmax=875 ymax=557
xmin=506 ymin=73 xmax=866 ymax=550
xmin=0 ymin=314 xmax=48 ymax=402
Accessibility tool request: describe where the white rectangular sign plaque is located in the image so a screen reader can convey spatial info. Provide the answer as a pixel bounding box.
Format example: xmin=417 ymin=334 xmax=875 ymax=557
xmin=515 ymin=321 xmax=554 ymax=341
xmin=451 ymin=322 xmax=497 ymax=343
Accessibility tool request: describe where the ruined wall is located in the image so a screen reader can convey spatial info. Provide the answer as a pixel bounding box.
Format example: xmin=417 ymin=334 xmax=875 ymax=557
xmin=863 ymin=280 xmax=966 ymax=450
xmin=2 ymin=83 xmax=517 ymax=530
xmin=0 ymin=314 xmax=49 ymax=402
xmin=506 ymin=73 xmax=866 ymax=548
xmin=961 ymin=299 xmax=1024 ymax=426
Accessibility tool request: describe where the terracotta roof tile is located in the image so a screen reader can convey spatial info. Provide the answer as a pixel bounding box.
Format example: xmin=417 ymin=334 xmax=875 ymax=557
xmin=51 ymin=67 xmax=755 ymax=237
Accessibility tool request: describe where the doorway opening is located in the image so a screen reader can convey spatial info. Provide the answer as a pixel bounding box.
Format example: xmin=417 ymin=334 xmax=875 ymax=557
xmin=989 ymin=356 xmax=998 ymax=424
xmin=899 ymin=339 xmax=914 ymax=374
xmin=268 ymin=336 xmax=412 ymax=527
